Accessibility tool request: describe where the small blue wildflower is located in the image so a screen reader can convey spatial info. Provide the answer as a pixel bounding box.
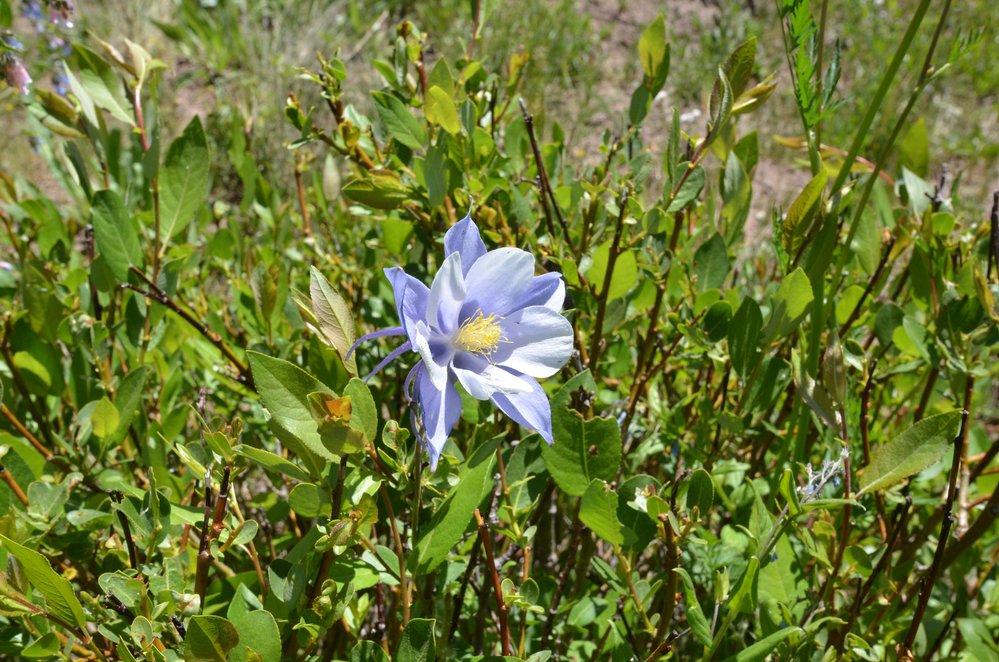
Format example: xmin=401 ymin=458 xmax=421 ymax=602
xmin=350 ymin=213 xmax=573 ymax=469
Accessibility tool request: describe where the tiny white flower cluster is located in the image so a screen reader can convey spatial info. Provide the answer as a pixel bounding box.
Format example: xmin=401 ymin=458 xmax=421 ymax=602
xmin=799 ymin=444 xmax=851 ymax=502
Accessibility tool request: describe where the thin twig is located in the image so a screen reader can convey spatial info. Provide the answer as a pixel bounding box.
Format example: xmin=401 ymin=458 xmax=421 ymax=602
xmin=195 ymin=469 xmax=216 ymax=607
xmin=0 ymin=464 xmax=28 ymax=505
xmin=902 ymin=405 xmax=971 ymax=653
xmin=518 ymin=98 xmax=573 ymax=251
xmin=1 ymin=325 xmax=55 ymax=449
xmin=125 ymin=267 xmax=254 ymax=389
xmin=305 ymin=456 xmax=349 ymax=608
xmin=988 ymin=191 xmax=998 ymax=281
xmin=109 ymin=491 xmax=139 ymax=569
xmin=474 ymin=508 xmax=511 ymax=656
xmin=588 ymin=191 xmax=628 ymax=372
xmin=1 ymin=403 xmax=52 ymax=460
xmin=540 ymin=499 xmax=582 ymax=648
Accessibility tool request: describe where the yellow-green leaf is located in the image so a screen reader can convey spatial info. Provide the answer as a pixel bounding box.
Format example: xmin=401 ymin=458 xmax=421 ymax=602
xmin=425 ymin=86 xmax=461 ymax=135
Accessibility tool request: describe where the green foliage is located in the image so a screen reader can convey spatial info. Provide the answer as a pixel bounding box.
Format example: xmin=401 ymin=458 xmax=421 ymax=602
xmin=0 ymin=3 xmax=996 ymax=662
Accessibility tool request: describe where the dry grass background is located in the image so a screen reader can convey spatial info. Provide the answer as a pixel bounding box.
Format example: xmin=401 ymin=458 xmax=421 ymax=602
xmin=2 ymin=0 xmax=995 ymax=225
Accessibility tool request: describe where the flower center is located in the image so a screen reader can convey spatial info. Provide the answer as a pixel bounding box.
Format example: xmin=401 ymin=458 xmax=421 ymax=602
xmin=454 ymin=309 xmax=507 ymax=355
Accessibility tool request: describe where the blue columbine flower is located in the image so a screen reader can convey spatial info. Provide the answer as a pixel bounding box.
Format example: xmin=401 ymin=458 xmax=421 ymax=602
xmin=350 ymin=214 xmax=573 ymax=469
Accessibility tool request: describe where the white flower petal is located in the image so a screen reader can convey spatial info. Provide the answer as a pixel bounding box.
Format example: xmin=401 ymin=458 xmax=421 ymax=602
xmin=415 ymin=321 xmax=450 ymax=390
xmin=520 ymin=272 xmax=565 ymax=311
xmin=443 ymin=213 xmax=486 ymax=276
xmin=384 ymin=266 xmax=430 ymax=340
xmin=426 ymin=252 xmax=466 ymax=334
xmin=490 ymin=375 xmax=553 ymax=443
xmin=415 ymin=366 xmax=461 ymax=470
xmin=452 ymin=361 xmax=533 ymax=400
xmin=461 ymin=247 xmax=536 ymax=317
xmin=496 ymin=306 xmax=574 ymax=378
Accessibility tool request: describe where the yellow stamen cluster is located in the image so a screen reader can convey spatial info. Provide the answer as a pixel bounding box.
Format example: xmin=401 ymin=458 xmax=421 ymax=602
xmin=454 ymin=309 xmax=507 ymax=355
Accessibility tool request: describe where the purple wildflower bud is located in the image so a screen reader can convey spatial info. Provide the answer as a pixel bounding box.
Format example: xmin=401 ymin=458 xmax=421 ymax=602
xmin=350 ymin=213 xmax=574 ymax=469
xmin=49 ymin=0 xmax=75 ymax=28
xmin=2 ymin=55 xmax=32 ymax=95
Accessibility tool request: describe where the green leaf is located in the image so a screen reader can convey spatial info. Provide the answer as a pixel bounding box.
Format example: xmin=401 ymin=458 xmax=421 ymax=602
xmin=183 ymin=615 xmax=240 ymax=662
xmin=674 ymin=568 xmax=712 ymax=647
xmin=703 ymin=300 xmax=732 ymax=343
xmin=247 ymin=352 xmax=335 ymax=461
xmin=233 ymin=444 xmax=311 ymax=482
xmin=73 ymin=45 xmax=135 ymax=125
xmin=850 ymin=211 xmax=880 ymax=275
xmin=722 ymin=626 xmax=802 ymax=662
xmin=0 ymin=535 xmax=88 ymax=632
xmin=396 ymin=617 xmax=436 ymax=662
xmin=857 ymin=411 xmax=962 ymax=495
xmin=956 ymin=617 xmax=999 ymax=662
xmin=759 ymin=535 xmax=805 ymax=620
xmin=707 ymin=67 xmax=733 ymax=141
xmin=666 ymin=164 xmax=705 ymax=212
xmin=585 ymin=242 xmax=637 ymax=302
xmin=108 ymin=367 xmax=149 ymax=446
xmin=541 ymin=371 xmax=622 ymax=497
xmin=765 ymin=268 xmax=814 ymax=341
xmin=424 ymin=141 xmax=447 ymax=208
xmin=92 ymin=189 xmax=143 ymax=282
xmin=899 ymin=117 xmax=929 ymax=178
xmin=686 ymin=469 xmax=714 ymax=514
xmin=98 ymin=572 xmax=145 ymax=609
xmin=159 ymin=116 xmax=210 ymax=245
xmin=580 ymin=480 xmax=623 ymax=546
xmin=372 ymin=92 xmax=426 ymax=149
xmin=229 ymin=520 xmax=259 ymax=547
xmin=91 ymin=397 xmax=119 ymax=439
xmin=288 ymin=483 xmax=329 ymax=518
xmin=309 ymin=267 xmax=357 ymax=374
xmin=630 ymin=14 xmax=670 ymax=125
xmin=351 ymin=641 xmax=390 ymax=662
xmin=344 ymin=379 xmax=377 ymax=443
xmin=342 ymin=173 xmax=410 ymax=210
xmin=229 ymin=610 xmax=281 ymax=662
xmin=414 ymin=440 xmax=497 ymax=573
xmin=728 ymin=297 xmax=762 ymax=378
xmin=781 ymin=170 xmax=827 ymax=255
xmin=729 ymin=556 xmax=759 ymax=614
xmin=425 ymin=86 xmax=460 ymax=135
xmin=27 ymin=478 xmax=72 ymax=522
xmin=638 ymin=15 xmax=667 ymax=79
xmin=693 ymin=233 xmax=730 ymax=291
xmin=21 ymin=632 xmax=60 ymax=658
xmin=718 ymin=37 xmax=757 ymax=100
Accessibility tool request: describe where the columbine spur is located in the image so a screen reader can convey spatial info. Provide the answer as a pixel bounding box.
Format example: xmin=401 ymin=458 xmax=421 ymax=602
xmin=349 ymin=214 xmax=574 ymax=469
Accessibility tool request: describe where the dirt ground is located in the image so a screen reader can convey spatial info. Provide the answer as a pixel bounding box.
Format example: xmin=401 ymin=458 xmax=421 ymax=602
xmin=579 ymin=0 xmax=810 ymax=246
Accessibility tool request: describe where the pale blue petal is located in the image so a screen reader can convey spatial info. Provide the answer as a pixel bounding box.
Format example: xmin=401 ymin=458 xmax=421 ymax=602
xmin=426 ymin=252 xmax=466 ymax=334
xmin=363 ymin=341 xmax=412 ymax=382
xmin=495 ymin=305 xmax=574 ymax=378
xmin=490 ymin=372 xmax=554 ymax=443
xmin=385 ymin=267 xmax=429 ymax=339
xmin=520 ymin=272 xmax=566 ymax=311
xmin=346 ymin=326 xmax=405 ymax=361
xmin=443 ymin=213 xmax=486 ymax=276
xmin=460 ymin=247 xmax=536 ymax=317
xmin=415 ymin=320 xmax=451 ymax=390
xmin=452 ymin=356 xmax=534 ymax=400
xmin=415 ymin=366 xmax=462 ymax=470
